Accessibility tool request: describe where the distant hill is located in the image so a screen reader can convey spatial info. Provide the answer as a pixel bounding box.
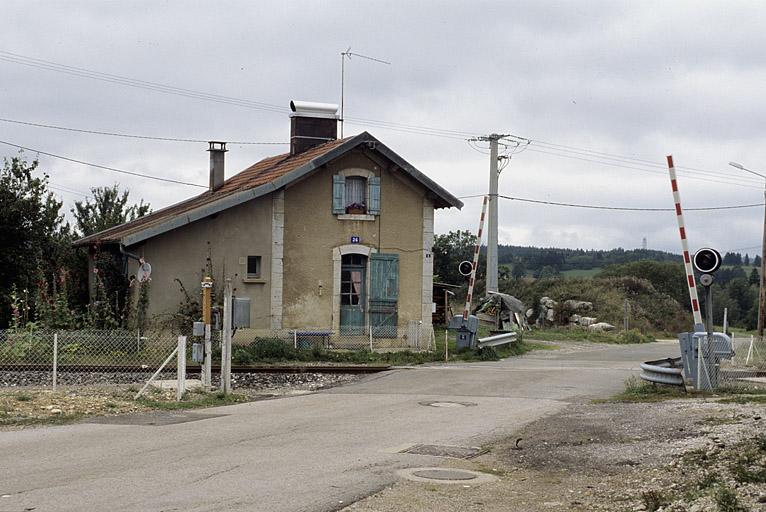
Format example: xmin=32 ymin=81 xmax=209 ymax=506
xmin=497 ymin=245 xmax=680 ymax=275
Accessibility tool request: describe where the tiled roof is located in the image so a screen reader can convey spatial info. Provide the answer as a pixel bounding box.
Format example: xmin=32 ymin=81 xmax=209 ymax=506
xmin=74 ymin=132 xmax=463 ymax=247
xmin=75 ymin=138 xmax=348 ymax=246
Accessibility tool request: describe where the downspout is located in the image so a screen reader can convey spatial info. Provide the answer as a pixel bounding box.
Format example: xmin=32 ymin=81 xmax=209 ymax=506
xmin=119 ymin=243 xmax=141 ymax=277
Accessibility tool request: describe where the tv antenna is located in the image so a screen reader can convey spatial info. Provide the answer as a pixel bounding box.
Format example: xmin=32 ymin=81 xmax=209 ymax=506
xmin=136 ymin=258 xmax=152 ymax=282
xmin=340 ymin=48 xmax=391 ymax=137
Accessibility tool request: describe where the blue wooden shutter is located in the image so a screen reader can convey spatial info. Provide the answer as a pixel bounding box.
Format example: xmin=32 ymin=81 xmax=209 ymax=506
xmin=368 ymin=176 xmax=381 ymax=215
xmin=332 ymin=175 xmax=346 ymax=214
xmin=370 ymin=253 xmax=399 ymax=337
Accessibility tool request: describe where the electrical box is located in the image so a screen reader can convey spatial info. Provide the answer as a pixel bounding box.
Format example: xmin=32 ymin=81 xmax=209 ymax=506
xmin=448 ymin=314 xmax=479 ymax=350
xmin=233 ymin=297 xmax=251 ymax=328
xmin=192 ymin=322 xmax=205 ymax=337
xmin=192 ymin=343 xmax=204 ymax=363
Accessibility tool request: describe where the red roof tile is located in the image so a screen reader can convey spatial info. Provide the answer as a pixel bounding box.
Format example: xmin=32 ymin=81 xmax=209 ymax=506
xmin=76 ymin=138 xmax=348 ymax=246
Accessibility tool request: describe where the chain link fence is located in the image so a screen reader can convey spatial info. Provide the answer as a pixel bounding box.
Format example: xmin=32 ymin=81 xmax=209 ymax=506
xmin=239 ymin=322 xmax=435 ymax=352
xmin=690 ymin=334 xmax=766 ymax=392
xmin=0 ymin=328 xmax=182 ymax=388
xmin=1 ymin=323 xmax=435 ymax=388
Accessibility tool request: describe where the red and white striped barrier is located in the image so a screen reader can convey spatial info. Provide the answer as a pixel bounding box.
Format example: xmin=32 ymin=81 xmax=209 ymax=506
xmin=667 ymin=155 xmax=703 ymax=327
xmin=464 ymin=195 xmax=489 ymax=319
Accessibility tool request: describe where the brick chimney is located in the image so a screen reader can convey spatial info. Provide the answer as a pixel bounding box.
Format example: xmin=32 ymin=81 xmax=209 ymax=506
xmin=208 ymin=141 xmax=227 ymax=191
xmin=289 ymin=100 xmax=339 ymax=155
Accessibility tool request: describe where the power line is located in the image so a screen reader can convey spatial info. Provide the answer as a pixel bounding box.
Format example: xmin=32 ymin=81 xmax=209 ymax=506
xmin=528 ymin=139 xmax=763 ymax=185
xmin=2 ymin=48 xmax=762 ymax=188
xmin=0 ymin=117 xmax=288 ymax=145
xmin=525 ymin=146 xmax=762 ymax=190
xmin=458 ymin=193 xmax=765 ymax=212
xmin=0 ymin=139 xmax=207 ymax=188
xmin=0 ymin=50 xmax=289 ymax=115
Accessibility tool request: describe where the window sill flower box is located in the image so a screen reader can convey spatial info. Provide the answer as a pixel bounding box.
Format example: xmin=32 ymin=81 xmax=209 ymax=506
xmin=346 ymin=203 xmax=367 ymax=214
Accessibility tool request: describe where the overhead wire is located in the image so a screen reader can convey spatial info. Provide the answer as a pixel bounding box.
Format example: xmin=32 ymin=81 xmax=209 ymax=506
xmin=0 ymin=117 xmax=288 ymax=145
xmin=2 ymin=49 xmax=764 ymax=194
xmin=0 ymin=139 xmax=207 ymax=188
xmin=457 ymin=193 xmax=765 ymax=212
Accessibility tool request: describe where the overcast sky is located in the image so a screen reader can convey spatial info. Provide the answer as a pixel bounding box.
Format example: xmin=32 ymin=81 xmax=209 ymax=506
xmin=2 ymin=1 xmax=766 ymax=256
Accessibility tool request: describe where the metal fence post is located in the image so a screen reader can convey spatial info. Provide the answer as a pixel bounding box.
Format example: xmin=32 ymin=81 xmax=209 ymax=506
xmin=177 ymin=335 xmax=186 ymax=401
xmin=294 ymin=330 xmax=298 ymax=349
xmin=52 ymin=332 xmax=58 ymax=391
xmin=369 ymin=326 xmax=373 ymax=351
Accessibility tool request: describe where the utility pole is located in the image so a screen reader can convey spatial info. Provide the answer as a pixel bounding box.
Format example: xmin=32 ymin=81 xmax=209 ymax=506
xmin=487 ymin=134 xmax=500 ymax=293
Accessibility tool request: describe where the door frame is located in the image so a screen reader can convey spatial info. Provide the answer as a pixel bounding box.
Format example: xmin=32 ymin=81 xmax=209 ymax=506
xmin=332 ymin=244 xmax=377 ymax=332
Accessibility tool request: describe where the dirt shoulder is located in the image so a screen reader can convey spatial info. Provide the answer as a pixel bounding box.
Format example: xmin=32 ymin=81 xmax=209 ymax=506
xmin=343 ymin=397 xmax=766 ymax=512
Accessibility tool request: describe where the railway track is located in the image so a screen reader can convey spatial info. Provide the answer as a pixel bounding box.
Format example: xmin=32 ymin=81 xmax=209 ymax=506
xmin=0 ymin=364 xmax=391 ymax=375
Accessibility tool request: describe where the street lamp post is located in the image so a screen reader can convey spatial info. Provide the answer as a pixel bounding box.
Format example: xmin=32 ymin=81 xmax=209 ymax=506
xmin=729 ymin=161 xmax=766 ymax=339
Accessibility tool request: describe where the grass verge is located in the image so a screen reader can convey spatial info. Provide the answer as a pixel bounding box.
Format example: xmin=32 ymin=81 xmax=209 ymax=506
xmin=525 ymin=327 xmax=655 ymax=344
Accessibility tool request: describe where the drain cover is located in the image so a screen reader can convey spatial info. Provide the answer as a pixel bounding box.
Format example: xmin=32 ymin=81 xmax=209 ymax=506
xmin=401 ymin=444 xmax=483 ymax=459
xmin=412 ymin=469 xmax=478 ymax=481
xmin=419 ymin=400 xmax=477 ymax=408
xmin=397 ymin=467 xmax=498 ymax=485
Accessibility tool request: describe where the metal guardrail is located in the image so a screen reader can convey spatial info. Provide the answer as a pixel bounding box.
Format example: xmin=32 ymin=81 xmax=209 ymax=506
xmin=640 ymin=357 xmax=685 ymax=386
xmin=477 ymin=331 xmax=517 ymax=349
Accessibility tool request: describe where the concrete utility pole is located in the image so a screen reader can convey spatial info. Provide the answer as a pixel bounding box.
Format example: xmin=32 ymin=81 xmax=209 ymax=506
xmin=729 ymin=162 xmax=766 ymax=339
xmin=221 ymin=278 xmax=233 ymax=395
xmin=487 ymin=134 xmax=500 ymax=293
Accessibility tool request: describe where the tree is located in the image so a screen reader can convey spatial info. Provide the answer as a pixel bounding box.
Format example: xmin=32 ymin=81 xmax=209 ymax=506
xmin=749 ymin=267 xmax=760 ymax=287
xmin=432 ymin=230 xmax=485 ymax=285
xmin=71 ymin=185 xmax=151 ymax=327
xmin=511 ymin=258 xmax=527 ymax=280
xmin=72 ymin=184 xmax=150 ymax=237
xmin=745 ymin=254 xmax=751 ymax=266
xmin=0 ymin=153 xmax=70 ymax=327
xmin=756 ymin=255 xmax=763 ymax=268
xmin=598 ymin=261 xmax=688 ymax=309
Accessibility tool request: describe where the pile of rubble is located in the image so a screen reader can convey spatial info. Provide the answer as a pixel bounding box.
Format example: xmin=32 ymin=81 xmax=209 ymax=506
xmin=529 ymin=297 xmax=615 ymax=331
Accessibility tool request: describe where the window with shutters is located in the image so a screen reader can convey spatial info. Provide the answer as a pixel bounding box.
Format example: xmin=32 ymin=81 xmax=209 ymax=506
xmin=332 ymin=173 xmax=381 ymax=218
xmin=345 ymin=177 xmax=367 ymax=213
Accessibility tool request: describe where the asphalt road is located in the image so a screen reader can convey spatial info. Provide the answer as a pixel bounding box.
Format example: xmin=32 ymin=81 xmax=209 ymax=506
xmin=0 ymin=341 xmax=677 ymax=512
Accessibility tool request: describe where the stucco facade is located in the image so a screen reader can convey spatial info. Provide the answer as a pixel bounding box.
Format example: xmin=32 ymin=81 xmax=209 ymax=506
xmin=78 ymin=129 xmax=461 ymax=335
xmin=126 ymin=197 xmax=274 ymax=329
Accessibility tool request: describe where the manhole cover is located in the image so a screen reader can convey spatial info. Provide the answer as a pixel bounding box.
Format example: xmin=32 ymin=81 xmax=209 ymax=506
xmin=401 ymin=444 xmax=483 ymax=459
xmin=412 ymin=469 xmax=478 ymax=481
xmin=419 ymin=400 xmax=477 ymax=408
xmin=397 ymin=467 xmax=498 ymax=485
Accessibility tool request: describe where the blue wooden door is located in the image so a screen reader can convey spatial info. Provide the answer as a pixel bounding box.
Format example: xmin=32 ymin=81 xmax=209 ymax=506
xmin=370 ymin=253 xmax=399 ymax=337
xmin=340 ymin=254 xmax=366 ymax=335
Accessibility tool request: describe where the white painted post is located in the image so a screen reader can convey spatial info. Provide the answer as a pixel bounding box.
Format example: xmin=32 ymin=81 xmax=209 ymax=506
xmin=204 ymin=324 xmax=212 ymax=392
xmin=369 ymin=325 xmax=373 ymax=351
xmin=723 ymin=308 xmax=728 ymax=335
xmin=135 ymin=346 xmax=179 ymax=400
xmin=293 ymin=330 xmax=298 ymax=349
xmin=444 ymin=330 xmax=448 ymax=362
xmin=177 ymin=335 xmax=186 ymax=401
xmin=221 ymin=278 xmax=233 ymax=395
xmin=697 ymin=336 xmax=703 ymax=391
xmin=52 ymin=333 xmax=58 ymax=391
xmin=747 ymin=335 xmax=755 ymax=365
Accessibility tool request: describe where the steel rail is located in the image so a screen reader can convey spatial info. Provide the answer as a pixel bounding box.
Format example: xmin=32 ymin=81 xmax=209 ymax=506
xmin=0 ymin=364 xmax=391 ymax=375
